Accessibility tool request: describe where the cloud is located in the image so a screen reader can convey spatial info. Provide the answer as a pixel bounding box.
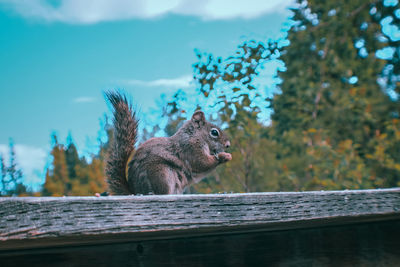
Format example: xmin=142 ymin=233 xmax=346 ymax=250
xmin=73 ymin=96 xmax=96 ymax=103
xmin=0 ymin=0 xmax=294 ymax=24
xmin=0 ymin=144 xmax=47 ymax=191
xmin=121 ymin=74 xmax=193 ymax=89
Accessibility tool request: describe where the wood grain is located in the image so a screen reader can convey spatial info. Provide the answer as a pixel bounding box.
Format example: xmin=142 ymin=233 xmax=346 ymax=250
xmin=0 ymin=188 xmax=399 ymax=251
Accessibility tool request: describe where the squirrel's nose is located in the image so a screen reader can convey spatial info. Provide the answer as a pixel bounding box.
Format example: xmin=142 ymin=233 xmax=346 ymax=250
xmin=225 ymin=141 xmax=230 ymax=148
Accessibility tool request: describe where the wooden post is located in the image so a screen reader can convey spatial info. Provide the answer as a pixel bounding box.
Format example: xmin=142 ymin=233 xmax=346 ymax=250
xmin=1 ymin=188 xmax=399 ymax=266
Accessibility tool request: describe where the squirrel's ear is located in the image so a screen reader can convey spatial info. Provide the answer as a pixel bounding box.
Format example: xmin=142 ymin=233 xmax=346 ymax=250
xmin=191 ymin=110 xmax=205 ymax=128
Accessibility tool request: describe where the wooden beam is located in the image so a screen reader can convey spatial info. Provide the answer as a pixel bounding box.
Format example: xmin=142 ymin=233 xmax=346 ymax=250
xmin=2 ymin=220 xmax=399 ymax=267
xmin=1 ymin=188 xmax=399 ymax=251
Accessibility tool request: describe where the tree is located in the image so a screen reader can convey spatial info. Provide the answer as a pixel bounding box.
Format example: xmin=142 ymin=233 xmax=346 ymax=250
xmin=0 ymin=154 xmax=7 ymax=195
xmin=43 ymin=134 xmax=69 ymax=196
xmin=42 ymin=125 xmax=109 ymax=196
xmin=167 ymin=0 xmax=400 ymax=193
xmin=163 ymin=90 xmax=188 ymax=137
xmin=77 ymin=118 xmax=110 ymax=195
xmin=37 ymin=0 xmax=400 ymax=195
xmin=376 ymin=0 xmax=400 ymax=103
xmin=172 ymin=41 xmax=283 ymax=193
xmin=270 ymin=0 xmax=400 ymax=189
xmin=0 ymin=140 xmax=27 ymax=196
xmin=65 ymin=133 xmax=80 ymax=180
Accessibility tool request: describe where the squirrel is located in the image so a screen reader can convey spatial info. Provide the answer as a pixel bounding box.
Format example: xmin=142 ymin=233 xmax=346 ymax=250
xmin=105 ymin=91 xmax=232 ymax=195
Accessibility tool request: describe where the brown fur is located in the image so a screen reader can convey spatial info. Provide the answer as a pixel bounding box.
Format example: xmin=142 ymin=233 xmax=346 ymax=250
xmin=105 ymin=91 xmax=231 ymax=195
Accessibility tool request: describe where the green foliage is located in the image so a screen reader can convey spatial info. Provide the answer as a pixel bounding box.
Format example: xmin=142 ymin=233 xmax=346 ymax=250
xmin=42 ymin=127 xmax=109 ymax=196
xmin=165 ymin=41 xmax=284 ymax=193
xmin=7 ymin=0 xmax=400 ymax=196
xmin=163 ymin=91 xmax=188 ymax=137
xmin=0 ymin=139 xmax=28 ymax=196
xmin=271 ymin=0 xmax=400 ymax=190
xmin=168 ymin=0 xmax=400 ymax=193
xmin=42 ymin=134 xmax=69 ymax=196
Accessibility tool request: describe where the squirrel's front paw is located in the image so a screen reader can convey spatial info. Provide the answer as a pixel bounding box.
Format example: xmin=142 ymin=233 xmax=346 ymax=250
xmin=217 ymin=152 xmax=232 ymax=163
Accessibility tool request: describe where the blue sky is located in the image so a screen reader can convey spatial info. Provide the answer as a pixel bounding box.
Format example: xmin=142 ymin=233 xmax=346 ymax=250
xmin=0 ymin=0 xmax=293 ymax=190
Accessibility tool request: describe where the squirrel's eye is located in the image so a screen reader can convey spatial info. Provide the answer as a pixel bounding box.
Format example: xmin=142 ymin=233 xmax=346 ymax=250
xmin=210 ymin=128 xmax=220 ymax=138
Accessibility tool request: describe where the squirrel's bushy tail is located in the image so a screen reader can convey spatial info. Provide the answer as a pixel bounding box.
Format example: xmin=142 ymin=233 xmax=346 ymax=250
xmin=105 ymin=91 xmax=138 ymax=195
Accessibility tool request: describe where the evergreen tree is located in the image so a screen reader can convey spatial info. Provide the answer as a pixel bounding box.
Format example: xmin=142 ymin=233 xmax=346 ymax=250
xmin=90 ymin=116 xmax=112 ymax=194
xmin=0 ymin=154 xmax=7 ymax=195
xmin=43 ymin=126 xmax=109 ymax=196
xmin=43 ymin=134 xmax=69 ymax=196
xmin=8 ymin=140 xmax=25 ymax=193
xmin=65 ymin=133 xmax=80 ymax=180
xmin=0 ymin=140 xmax=27 ymax=196
xmin=86 ymin=156 xmax=107 ymax=194
xmin=36 ymin=0 xmax=400 ymax=195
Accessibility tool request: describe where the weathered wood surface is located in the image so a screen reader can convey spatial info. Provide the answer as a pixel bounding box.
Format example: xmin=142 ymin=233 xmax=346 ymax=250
xmin=0 ymin=188 xmax=399 ymax=251
xmin=2 ymin=220 xmax=399 ymax=267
